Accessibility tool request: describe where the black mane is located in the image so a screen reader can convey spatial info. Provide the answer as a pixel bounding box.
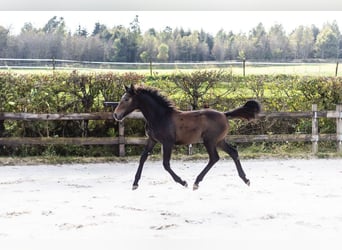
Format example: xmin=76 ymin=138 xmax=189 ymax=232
xmin=136 ymin=86 xmax=176 ymax=112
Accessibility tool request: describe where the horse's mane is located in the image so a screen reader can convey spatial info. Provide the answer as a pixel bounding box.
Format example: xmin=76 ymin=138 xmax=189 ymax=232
xmin=135 ymin=86 xmax=176 ymax=112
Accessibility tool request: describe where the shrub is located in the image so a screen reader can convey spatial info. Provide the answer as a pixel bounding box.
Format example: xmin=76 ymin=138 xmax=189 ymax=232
xmin=0 ymin=71 xmax=341 ymax=156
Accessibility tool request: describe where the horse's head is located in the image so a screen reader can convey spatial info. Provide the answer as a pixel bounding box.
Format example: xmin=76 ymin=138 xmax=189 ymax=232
xmin=113 ymin=84 xmax=138 ymax=121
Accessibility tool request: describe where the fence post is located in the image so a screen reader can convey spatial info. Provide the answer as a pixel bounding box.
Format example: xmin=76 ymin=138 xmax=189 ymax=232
xmin=149 ymin=59 xmax=153 ymax=76
xmin=242 ymin=59 xmax=246 ymax=77
xmin=188 ymin=144 xmax=193 ymax=155
xmin=118 ymin=121 xmax=125 ymax=157
xmin=188 ymin=105 xmax=193 ymax=155
xmin=335 ymin=61 xmax=339 ymax=77
xmin=312 ymin=104 xmax=318 ymax=154
xmin=52 ymin=57 xmax=56 ymax=70
xmin=0 ymin=120 xmax=4 ymax=137
xmin=336 ymin=104 xmax=342 ymax=153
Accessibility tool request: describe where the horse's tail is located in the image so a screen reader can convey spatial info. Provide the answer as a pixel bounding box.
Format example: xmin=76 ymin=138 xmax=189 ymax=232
xmin=225 ymin=100 xmax=261 ymax=120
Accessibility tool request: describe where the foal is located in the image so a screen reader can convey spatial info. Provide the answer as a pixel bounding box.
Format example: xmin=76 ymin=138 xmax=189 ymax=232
xmin=114 ymin=85 xmax=260 ymax=190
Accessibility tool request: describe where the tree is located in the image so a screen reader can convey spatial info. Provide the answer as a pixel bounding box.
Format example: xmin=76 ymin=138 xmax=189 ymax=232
xmin=139 ymin=51 xmax=149 ymax=62
xmin=2 ymin=16 xmax=342 ymax=63
xmin=0 ymin=26 xmax=9 ymax=57
xmin=249 ymin=23 xmax=271 ymax=60
xmin=196 ymin=41 xmax=210 ymax=61
xmin=111 ymin=28 xmax=130 ymax=61
xmin=174 ymin=28 xmax=207 ymax=61
xmin=147 ymin=28 xmax=156 ymax=37
xmin=233 ymin=33 xmax=250 ymax=60
xmin=268 ymin=24 xmax=290 ymax=60
xmin=189 ymin=31 xmax=209 ymax=61
xmin=16 ymin=27 xmax=47 ymax=58
xmin=41 ymin=16 xmax=67 ymax=59
xmin=212 ymin=30 xmax=227 ymax=61
xmin=81 ymin=36 xmax=105 ymax=61
xmin=127 ymin=15 xmax=142 ymax=62
xmin=315 ymin=21 xmax=341 ymax=59
xmin=166 ymin=39 xmax=177 ymax=62
xmin=139 ymin=32 xmax=158 ymax=62
xmin=63 ymin=34 xmax=85 ymax=60
xmin=160 ymin=26 xmax=172 ymax=42
xmin=200 ymin=30 xmax=214 ymax=56
xmin=42 ymin=16 xmax=66 ymax=35
xmin=157 ymin=43 xmax=169 ymax=62
xmin=21 ymin=22 xmax=36 ymax=33
xmin=92 ymin=22 xmax=111 ymax=40
xmin=129 ymin=15 xmax=141 ymax=34
xmin=212 ymin=38 xmax=225 ymax=61
xmin=289 ymin=25 xmax=314 ymax=59
xmin=76 ymin=25 xmax=88 ymax=37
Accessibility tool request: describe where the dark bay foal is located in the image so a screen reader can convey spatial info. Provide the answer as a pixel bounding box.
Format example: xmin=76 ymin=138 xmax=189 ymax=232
xmin=113 ymin=85 xmax=260 ymax=190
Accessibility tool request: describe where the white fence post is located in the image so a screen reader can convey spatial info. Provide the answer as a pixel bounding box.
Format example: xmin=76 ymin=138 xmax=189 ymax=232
xmin=337 ymin=104 xmax=342 ymax=153
xmin=118 ymin=121 xmax=125 ymax=157
xmin=312 ymin=104 xmax=318 ymax=154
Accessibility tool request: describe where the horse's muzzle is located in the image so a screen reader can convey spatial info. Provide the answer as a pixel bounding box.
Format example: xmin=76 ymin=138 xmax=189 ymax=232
xmin=113 ymin=113 xmax=123 ymax=122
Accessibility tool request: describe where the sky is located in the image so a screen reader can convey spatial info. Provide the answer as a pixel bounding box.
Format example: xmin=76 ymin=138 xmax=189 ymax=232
xmin=1 ymin=11 xmax=342 ymax=36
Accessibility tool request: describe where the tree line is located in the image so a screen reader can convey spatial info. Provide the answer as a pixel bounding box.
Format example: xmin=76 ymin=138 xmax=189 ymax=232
xmin=0 ymin=15 xmax=341 ymax=62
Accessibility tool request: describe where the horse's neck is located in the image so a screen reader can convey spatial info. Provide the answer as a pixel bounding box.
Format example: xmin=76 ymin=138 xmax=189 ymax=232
xmin=138 ymin=95 xmax=171 ymax=126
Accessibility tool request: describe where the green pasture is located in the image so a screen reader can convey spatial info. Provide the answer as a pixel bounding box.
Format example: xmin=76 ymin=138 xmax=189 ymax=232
xmin=1 ymin=63 xmax=341 ymax=76
xmin=239 ymin=63 xmax=340 ymax=76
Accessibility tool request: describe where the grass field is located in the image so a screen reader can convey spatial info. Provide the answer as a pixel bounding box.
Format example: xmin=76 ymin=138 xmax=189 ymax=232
xmin=1 ymin=63 xmax=341 ymax=76
xmin=238 ymin=63 xmax=341 ymax=76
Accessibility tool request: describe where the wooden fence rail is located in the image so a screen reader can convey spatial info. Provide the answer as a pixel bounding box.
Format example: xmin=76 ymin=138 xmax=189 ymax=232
xmin=1 ymin=104 xmax=342 ymax=156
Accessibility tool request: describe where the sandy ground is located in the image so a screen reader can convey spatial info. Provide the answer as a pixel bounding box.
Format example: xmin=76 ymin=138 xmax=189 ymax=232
xmin=1 ymin=158 xmax=342 ymax=249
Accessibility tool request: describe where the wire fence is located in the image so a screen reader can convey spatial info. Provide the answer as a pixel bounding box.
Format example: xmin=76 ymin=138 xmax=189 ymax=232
xmin=0 ymin=58 xmax=243 ymax=70
xmin=0 ymin=58 xmax=340 ymax=76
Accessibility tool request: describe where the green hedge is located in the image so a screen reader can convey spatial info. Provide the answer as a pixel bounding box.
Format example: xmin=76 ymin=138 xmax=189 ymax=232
xmin=0 ymin=70 xmax=341 ymax=156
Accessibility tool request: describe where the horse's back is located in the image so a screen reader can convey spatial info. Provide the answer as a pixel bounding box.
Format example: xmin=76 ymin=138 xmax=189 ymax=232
xmin=172 ymin=109 xmax=228 ymax=145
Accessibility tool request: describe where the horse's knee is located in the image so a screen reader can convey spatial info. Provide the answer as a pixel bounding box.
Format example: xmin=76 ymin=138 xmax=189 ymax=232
xmin=228 ymin=145 xmax=239 ymax=159
xmin=163 ymin=160 xmax=170 ymax=170
xmin=139 ymin=151 xmax=149 ymax=163
xmin=211 ymin=154 xmax=220 ymax=164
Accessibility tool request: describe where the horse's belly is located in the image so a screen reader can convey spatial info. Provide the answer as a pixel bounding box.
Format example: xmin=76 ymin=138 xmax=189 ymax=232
xmin=175 ymin=127 xmax=202 ymax=145
xmin=173 ymin=109 xmax=228 ymax=145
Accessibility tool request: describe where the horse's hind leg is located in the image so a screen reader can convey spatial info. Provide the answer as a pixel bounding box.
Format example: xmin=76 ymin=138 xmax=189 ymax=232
xmin=162 ymin=143 xmax=188 ymax=188
xmin=218 ymin=141 xmax=250 ymax=186
xmin=132 ymin=138 xmax=156 ymax=190
xmin=193 ymin=140 xmax=220 ymax=190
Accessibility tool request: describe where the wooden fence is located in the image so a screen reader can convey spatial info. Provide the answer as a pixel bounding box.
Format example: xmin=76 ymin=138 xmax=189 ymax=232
xmin=0 ymin=104 xmax=342 ymax=156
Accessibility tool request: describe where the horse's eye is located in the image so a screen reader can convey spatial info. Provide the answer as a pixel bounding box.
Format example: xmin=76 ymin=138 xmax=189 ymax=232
xmin=124 ymin=98 xmax=129 ymax=102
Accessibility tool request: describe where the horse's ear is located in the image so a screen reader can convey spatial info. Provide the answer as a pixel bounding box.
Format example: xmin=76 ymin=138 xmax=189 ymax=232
xmin=130 ymin=84 xmax=137 ymax=94
xmin=124 ymin=84 xmax=136 ymax=95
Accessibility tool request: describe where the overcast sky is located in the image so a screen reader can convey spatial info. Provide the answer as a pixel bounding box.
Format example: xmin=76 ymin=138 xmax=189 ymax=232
xmin=1 ymin=11 xmax=342 ymax=36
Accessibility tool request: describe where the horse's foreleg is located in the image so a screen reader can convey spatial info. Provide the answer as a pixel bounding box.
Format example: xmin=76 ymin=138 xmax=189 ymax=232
xmin=218 ymin=141 xmax=250 ymax=186
xmin=193 ymin=141 xmax=220 ymax=190
xmin=132 ymin=138 xmax=156 ymax=190
xmin=162 ymin=143 xmax=188 ymax=188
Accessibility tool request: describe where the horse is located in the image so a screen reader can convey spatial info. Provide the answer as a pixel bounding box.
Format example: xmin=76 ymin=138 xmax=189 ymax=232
xmin=113 ymin=84 xmax=261 ymax=190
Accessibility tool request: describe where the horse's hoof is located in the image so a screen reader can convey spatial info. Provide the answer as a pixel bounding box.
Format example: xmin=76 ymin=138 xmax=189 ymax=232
xmin=246 ymin=179 xmax=250 ymax=186
xmin=193 ymin=184 xmax=199 ymax=191
xmin=183 ymin=181 xmax=188 ymax=188
xmin=132 ymin=185 xmax=139 ymax=190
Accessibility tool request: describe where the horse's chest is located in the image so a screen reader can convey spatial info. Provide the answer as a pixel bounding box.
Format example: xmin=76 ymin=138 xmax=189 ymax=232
xmin=145 ymin=122 xmax=174 ymax=142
